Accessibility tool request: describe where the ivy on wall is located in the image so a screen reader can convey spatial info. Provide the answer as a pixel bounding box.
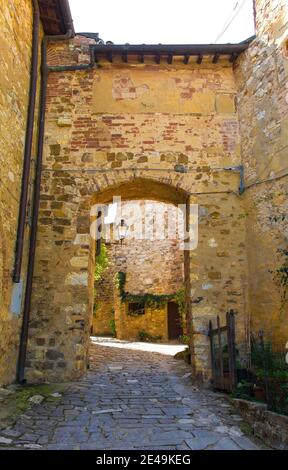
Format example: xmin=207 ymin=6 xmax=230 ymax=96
xmin=116 ymin=271 xmax=185 ymax=315
xmin=94 ymin=243 xmax=109 ymax=282
xmin=94 ymin=243 xmax=110 ymax=316
xmin=270 ymin=248 xmax=288 ymax=304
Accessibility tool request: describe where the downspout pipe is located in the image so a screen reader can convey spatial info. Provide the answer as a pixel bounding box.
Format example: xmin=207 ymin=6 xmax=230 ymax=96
xmin=17 ymin=30 xmax=73 ymax=384
xmin=13 ymin=0 xmax=40 ymax=283
xmin=17 ymin=23 xmax=95 ymax=383
xmin=17 ymin=1 xmax=93 ymax=384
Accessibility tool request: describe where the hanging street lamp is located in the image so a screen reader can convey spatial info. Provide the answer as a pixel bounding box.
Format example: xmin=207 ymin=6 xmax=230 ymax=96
xmin=117 ymin=219 xmax=128 ymax=245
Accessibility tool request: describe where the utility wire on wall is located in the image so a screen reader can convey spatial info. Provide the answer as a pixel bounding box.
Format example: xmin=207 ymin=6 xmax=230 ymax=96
xmin=214 ymin=0 xmax=248 ymax=43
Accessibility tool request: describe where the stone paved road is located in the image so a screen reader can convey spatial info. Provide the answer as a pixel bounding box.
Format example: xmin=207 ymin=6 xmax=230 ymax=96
xmin=0 ymin=338 xmax=260 ymax=450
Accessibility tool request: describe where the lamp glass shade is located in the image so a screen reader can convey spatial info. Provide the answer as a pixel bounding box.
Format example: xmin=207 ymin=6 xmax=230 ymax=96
xmin=117 ymin=219 xmax=128 ymax=240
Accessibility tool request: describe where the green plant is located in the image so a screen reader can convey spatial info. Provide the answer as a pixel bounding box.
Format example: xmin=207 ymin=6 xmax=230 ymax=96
xmin=109 ymin=318 xmax=116 ymax=337
xmin=94 ymin=244 xmax=110 ymax=315
xmin=250 ymin=335 xmax=288 ymax=415
xmin=179 ymin=334 xmax=190 ymax=345
xmin=138 ymin=330 xmax=162 ymax=342
xmin=270 ymin=248 xmax=288 ymax=303
xmin=174 ymin=289 xmax=186 ymax=323
xmin=94 ymin=243 xmax=109 ymax=282
xmin=93 ymin=300 xmax=99 ymax=318
xmin=232 ymin=380 xmax=254 ymax=400
xmin=115 ymin=271 xmax=126 ymax=296
xmin=116 ymin=272 xmax=186 ymax=314
xmin=239 ymin=422 xmax=253 ymax=436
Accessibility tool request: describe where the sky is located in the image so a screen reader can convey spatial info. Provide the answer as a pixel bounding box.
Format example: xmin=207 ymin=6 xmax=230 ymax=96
xmin=69 ymin=0 xmax=255 ymax=45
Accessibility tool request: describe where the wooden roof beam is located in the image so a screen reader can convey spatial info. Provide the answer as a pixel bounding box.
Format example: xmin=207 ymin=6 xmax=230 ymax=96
xmin=183 ymin=54 xmax=190 ymax=65
xmin=229 ymin=52 xmax=238 ymax=63
xmin=197 ymin=54 xmax=203 ymax=64
xmin=167 ymin=53 xmax=173 ymax=64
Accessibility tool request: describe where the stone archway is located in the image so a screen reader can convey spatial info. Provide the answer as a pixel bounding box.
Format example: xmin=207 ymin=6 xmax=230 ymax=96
xmin=26 ymin=175 xmax=194 ymax=382
xmin=25 ymin=167 xmax=248 ymax=384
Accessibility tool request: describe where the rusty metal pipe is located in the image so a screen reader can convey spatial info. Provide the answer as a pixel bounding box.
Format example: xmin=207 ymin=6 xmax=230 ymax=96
xmin=13 ymin=0 xmax=40 ymax=283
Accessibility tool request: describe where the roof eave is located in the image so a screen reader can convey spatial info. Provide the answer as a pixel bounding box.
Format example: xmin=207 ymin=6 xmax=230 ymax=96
xmin=38 ymin=0 xmax=75 ymax=36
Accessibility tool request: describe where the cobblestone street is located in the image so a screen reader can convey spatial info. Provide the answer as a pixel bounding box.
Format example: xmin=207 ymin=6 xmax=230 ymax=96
xmin=0 ymin=338 xmax=260 ymax=450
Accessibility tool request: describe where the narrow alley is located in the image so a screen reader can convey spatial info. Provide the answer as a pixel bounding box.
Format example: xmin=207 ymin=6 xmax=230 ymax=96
xmin=0 ymin=339 xmax=260 ymax=450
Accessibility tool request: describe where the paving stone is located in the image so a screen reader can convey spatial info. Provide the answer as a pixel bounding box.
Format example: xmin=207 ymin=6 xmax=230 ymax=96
xmin=231 ymin=435 xmax=260 ymax=450
xmin=23 ymin=443 xmax=42 ymax=449
xmin=92 ymin=408 xmax=122 ymax=414
xmin=0 ymin=339 xmax=260 ymax=451
xmin=209 ymin=437 xmax=241 ymax=450
xmin=149 ymin=430 xmax=194 ymax=445
xmin=0 ymin=436 xmax=12 ymax=445
xmin=1 ymin=429 xmax=22 ymax=438
xmin=178 ymin=418 xmax=195 ymax=424
xmin=185 ymin=435 xmax=219 ymax=450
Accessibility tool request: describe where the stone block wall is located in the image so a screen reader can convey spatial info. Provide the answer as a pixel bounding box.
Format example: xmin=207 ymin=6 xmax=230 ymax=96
xmin=236 ymin=0 xmax=288 ymax=348
xmin=116 ymin=305 xmax=168 ymax=342
xmin=0 ymin=0 xmax=43 ymax=385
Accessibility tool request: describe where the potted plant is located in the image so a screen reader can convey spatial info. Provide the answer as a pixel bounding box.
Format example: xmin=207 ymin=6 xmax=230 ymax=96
xmin=233 ymin=380 xmax=254 ymax=399
xmin=253 ymin=384 xmax=266 ymax=401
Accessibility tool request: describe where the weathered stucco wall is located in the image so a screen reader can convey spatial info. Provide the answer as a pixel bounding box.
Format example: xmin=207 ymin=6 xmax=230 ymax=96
xmin=0 ymin=0 xmax=42 ymax=385
xmin=93 ymin=200 xmax=185 ymax=340
xmin=236 ymin=0 xmax=288 ymax=348
xmin=24 ymin=35 xmax=248 ymax=382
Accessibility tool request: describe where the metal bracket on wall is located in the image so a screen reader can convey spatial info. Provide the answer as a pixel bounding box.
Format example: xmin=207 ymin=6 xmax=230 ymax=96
xmin=224 ymin=165 xmax=245 ymax=195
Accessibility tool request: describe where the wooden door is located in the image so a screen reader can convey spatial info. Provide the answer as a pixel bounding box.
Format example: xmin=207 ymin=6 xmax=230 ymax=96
xmin=168 ymin=302 xmax=183 ymax=340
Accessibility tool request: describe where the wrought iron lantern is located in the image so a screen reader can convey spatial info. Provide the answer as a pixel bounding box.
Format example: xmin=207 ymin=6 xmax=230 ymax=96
xmin=117 ymin=219 xmax=128 ymax=245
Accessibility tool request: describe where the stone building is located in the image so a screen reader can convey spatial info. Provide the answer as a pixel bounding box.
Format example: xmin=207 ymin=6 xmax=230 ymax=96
xmin=0 ymin=0 xmax=287 ymax=386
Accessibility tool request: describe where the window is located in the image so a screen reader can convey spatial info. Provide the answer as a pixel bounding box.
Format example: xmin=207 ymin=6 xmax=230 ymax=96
xmin=128 ymin=302 xmax=145 ymax=316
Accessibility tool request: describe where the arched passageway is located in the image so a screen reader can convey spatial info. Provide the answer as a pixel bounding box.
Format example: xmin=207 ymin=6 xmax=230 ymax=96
xmin=26 ymin=170 xmax=247 ymax=384
xmin=88 ymin=179 xmax=193 ymax=374
xmin=91 ymin=197 xmax=187 ymax=344
xmin=25 ymin=176 xmax=196 ymax=382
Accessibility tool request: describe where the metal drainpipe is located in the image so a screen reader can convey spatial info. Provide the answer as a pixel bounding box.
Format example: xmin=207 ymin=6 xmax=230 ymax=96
xmin=13 ymin=0 xmax=40 ymax=283
xmin=16 ymin=26 xmax=98 ymax=383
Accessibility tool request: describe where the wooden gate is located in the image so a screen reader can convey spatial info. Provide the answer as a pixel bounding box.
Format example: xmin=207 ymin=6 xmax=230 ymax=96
xmin=209 ymin=310 xmax=237 ymax=392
